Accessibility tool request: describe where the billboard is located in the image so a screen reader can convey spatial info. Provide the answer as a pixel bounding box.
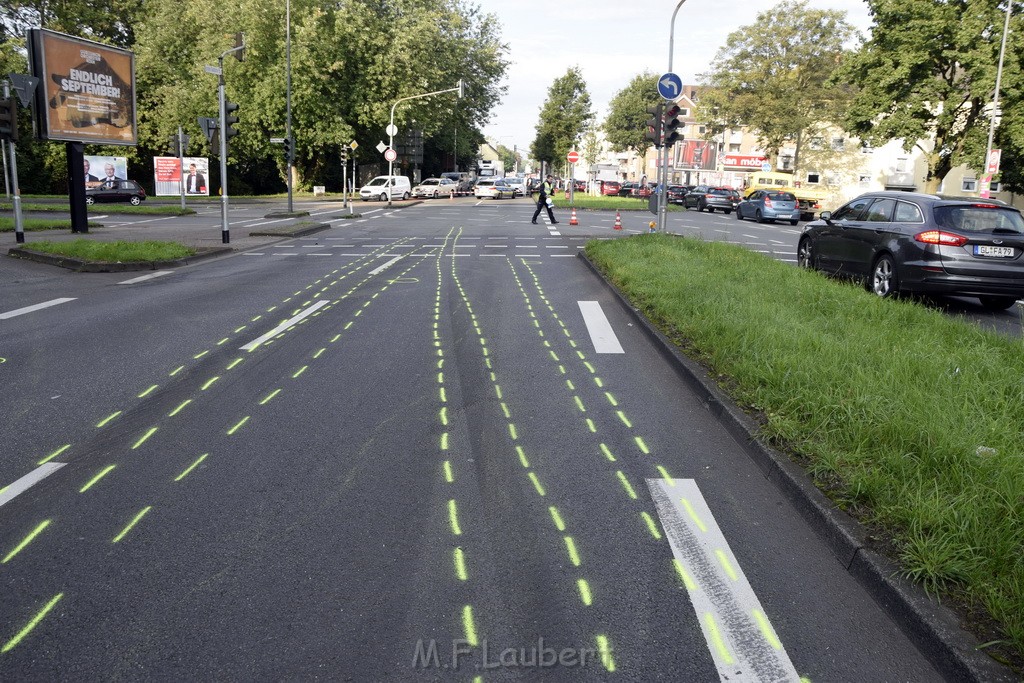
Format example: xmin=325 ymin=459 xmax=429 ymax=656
xmin=83 ymin=155 xmax=128 ymax=188
xmin=28 ymin=28 xmax=137 ymax=145
xmin=676 ymin=140 xmax=718 ymax=170
xmin=153 ymin=157 xmax=210 ymax=196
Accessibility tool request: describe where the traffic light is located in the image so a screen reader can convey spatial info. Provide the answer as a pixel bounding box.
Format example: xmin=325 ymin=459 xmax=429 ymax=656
xmin=180 ymin=133 xmax=190 ymax=155
xmin=198 ymin=116 xmax=219 ymax=145
xmin=168 ymin=133 xmax=180 ymax=156
xmin=645 ymin=103 xmax=664 ymax=147
xmin=232 ymin=32 xmax=245 ymax=62
xmin=663 ymin=104 xmax=683 ymax=147
xmin=224 ymin=101 xmax=240 ymax=140
xmin=340 ymin=146 xmax=348 ymax=163
xmin=0 ymin=95 xmax=18 ymax=142
xmin=282 ymin=135 xmax=292 ymax=159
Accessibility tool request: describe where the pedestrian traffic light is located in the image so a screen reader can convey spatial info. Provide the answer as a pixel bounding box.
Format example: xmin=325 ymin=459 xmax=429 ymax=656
xmin=0 ymin=95 xmax=18 ymax=142
xmin=224 ymin=101 xmax=240 ymax=140
xmin=645 ymin=103 xmax=664 ymax=147
xmin=663 ymin=104 xmax=683 ymax=147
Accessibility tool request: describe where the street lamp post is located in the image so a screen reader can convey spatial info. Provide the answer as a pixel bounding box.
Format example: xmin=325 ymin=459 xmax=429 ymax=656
xmin=286 ymin=0 xmax=293 ymax=213
xmin=983 ymin=1 xmax=1012 ymax=196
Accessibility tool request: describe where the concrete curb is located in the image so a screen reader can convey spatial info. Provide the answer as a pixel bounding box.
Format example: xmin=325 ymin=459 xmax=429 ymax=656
xmin=576 ymin=249 xmax=1017 ymax=682
xmin=248 ymin=222 xmax=330 ymax=238
xmin=263 ymin=211 xmax=311 ymax=219
xmin=7 ymin=246 xmax=232 ymax=272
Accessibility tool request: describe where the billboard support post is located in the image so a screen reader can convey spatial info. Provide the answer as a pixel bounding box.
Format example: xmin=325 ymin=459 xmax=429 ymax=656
xmin=178 ymin=126 xmax=186 ymax=211
xmin=2 ymin=81 xmax=25 ymax=242
xmin=67 ymin=142 xmax=87 ymax=233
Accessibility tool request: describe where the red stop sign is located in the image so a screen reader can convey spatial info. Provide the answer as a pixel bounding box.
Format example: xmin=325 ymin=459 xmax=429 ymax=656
xmin=567 ymin=151 xmax=580 ymax=164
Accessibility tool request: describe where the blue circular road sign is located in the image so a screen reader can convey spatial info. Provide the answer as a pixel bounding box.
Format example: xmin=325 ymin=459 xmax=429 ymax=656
xmin=658 ymin=73 xmax=683 ymax=101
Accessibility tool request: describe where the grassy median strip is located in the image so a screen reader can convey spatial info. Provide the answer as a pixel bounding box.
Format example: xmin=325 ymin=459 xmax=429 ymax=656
xmin=23 ymin=239 xmax=195 ymax=262
xmin=0 ymin=218 xmax=91 ymax=232
xmin=1 ymin=202 xmax=195 ymax=216
xmin=544 ymin=194 xmax=683 ymax=212
xmin=586 ymin=233 xmax=1024 ymax=665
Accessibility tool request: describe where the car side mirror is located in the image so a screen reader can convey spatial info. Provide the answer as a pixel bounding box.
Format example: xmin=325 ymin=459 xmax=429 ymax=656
xmin=820 ymin=211 xmax=832 ymax=224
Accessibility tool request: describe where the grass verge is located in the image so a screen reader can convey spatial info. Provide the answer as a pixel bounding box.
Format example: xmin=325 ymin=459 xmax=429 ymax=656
xmin=586 ymin=233 xmax=1024 ymax=670
xmin=1 ymin=202 xmax=196 ymax=216
xmin=22 ymin=239 xmax=195 ymax=262
xmin=0 ymin=218 xmax=94 ymax=232
xmin=545 ymin=194 xmax=682 ymax=211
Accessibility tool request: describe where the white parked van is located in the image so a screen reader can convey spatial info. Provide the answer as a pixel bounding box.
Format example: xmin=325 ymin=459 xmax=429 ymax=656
xmin=359 ymin=175 xmax=411 ymax=201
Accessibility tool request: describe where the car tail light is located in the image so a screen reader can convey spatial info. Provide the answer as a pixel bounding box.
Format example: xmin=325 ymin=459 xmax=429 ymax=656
xmin=705 ymin=194 xmax=714 ymax=198
xmin=763 ymin=196 xmax=773 ymax=208
xmin=915 ymin=230 xmax=969 ymax=247
xmin=973 ymin=204 xmax=1000 ymax=209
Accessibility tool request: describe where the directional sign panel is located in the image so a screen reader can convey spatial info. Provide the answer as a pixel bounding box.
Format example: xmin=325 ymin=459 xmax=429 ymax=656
xmin=658 ymin=72 xmax=683 ymax=101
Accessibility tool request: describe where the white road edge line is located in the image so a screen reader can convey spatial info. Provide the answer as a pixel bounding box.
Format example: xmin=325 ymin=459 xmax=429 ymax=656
xmin=577 ymin=301 xmax=625 ymax=354
xmin=117 ymin=270 xmax=174 ymax=285
xmin=0 ymin=298 xmax=77 ymax=320
xmin=240 ymin=300 xmax=331 ymax=351
xmin=0 ymin=463 xmax=67 ymax=507
xmin=647 ymin=479 xmax=799 ymax=682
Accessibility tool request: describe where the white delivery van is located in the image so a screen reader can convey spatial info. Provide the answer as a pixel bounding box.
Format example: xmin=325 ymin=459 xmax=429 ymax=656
xmin=359 ymin=175 xmax=412 ymax=201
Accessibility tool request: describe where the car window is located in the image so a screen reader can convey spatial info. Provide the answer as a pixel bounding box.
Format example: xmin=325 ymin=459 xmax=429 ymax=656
xmin=934 ymin=205 xmax=1024 ymax=234
xmin=711 ymin=189 xmax=731 ymax=196
xmin=768 ymin=192 xmax=795 ymax=201
xmin=893 ymin=201 xmax=924 ymax=223
xmin=422 ymin=179 xmax=439 ymax=186
xmin=832 ymin=197 xmax=872 ymax=221
xmin=367 ymin=178 xmax=386 ymax=187
xmin=864 ymin=198 xmax=896 ymax=222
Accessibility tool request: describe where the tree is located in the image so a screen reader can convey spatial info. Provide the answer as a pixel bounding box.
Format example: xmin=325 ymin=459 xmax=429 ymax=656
xmin=581 ymin=126 xmax=601 ymax=170
xmin=531 ymin=67 xmax=594 ymax=169
xmin=696 ymin=0 xmax=856 ymax=172
xmin=495 ymin=144 xmax=520 ymax=173
xmin=838 ymin=0 xmax=1023 ymax=191
xmin=602 ymin=72 xmax=659 ymax=153
xmin=1 ymin=0 xmax=142 ymax=47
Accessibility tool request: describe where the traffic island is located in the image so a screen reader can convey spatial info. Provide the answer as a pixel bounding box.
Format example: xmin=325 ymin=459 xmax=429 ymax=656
xmin=263 ymin=210 xmax=310 ymax=219
xmin=248 ymin=220 xmax=330 ymax=238
xmin=8 ymin=239 xmax=230 ymax=272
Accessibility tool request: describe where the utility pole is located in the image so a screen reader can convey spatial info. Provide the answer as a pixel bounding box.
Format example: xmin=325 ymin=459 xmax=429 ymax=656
xmin=286 ymin=0 xmax=294 ymax=213
xmin=982 ymin=1 xmax=1012 ymax=198
xmin=1 ymin=80 xmax=25 ymax=243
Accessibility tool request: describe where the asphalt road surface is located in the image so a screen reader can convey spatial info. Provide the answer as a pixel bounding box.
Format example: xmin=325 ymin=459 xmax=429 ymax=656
xmin=0 ymin=198 xmax=955 ymax=679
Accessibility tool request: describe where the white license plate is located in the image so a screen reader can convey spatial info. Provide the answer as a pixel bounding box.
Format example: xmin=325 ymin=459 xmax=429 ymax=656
xmin=975 ymin=245 xmax=1015 ymax=258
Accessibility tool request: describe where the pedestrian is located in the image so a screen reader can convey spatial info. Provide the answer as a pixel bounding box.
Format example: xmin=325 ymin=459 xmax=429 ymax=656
xmin=531 ymin=174 xmax=559 ymax=224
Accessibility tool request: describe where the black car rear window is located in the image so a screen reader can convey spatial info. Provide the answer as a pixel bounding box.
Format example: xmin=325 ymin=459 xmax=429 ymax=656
xmin=934 ymin=205 xmax=1024 ymax=234
xmin=710 ymin=189 xmax=731 ymax=196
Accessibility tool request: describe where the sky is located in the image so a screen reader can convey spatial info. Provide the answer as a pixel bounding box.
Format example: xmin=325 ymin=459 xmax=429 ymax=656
xmin=478 ymin=0 xmax=874 ymax=156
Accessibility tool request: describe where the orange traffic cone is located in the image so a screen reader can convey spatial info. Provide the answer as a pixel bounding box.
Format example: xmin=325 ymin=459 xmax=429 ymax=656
xmin=569 ymin=207 xmax=579 ymax=226
xmin=614 ymin=211 xmax=622 ymax=230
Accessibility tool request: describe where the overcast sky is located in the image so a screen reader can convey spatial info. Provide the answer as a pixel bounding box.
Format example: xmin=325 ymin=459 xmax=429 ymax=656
xmin=478 ymin=0 xmax=874 ymax=156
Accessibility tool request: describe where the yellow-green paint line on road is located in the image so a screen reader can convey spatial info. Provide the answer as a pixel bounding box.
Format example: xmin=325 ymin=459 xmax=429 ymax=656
xmin=462 ymin=605 xmax=479 ymax=647
xmin=647 ymin=478 xmax=800 ymax=680
xmin=454 ymin=548 xmax=468 ymax=581
xmin=616 ymin=411 xmax=633 ymax=428
xmin=527 ymin=472 xmax=546 ymax=496
xmin=137 ymin=384 xmax=158 ymax=398
xmin=599 ymin=443 xmax=617 ymax=462
xmin=344 ymin=321 xmax=353 ymax=330
xmin=565 ymin=379 xmax=575 ymax=391
xmin=604 ymin=392 xmax=618 ymax=407
xmin=2 ymin=520 xmax=51 ymax=564
xmin=259 ymin=389 xmax=282 ymax=405
xmin=96 ymin=411 xmax=122 ymax=428
xmin=80 ymin=465 xmax=116 ymax=493
xmin=193 ymin=350 xmax=209 ymax=360
xmin=657 ymin=465 xmax=675 ymax=485
xmin=234 ymin=325 xmax=247 ymax=333
xmin=169 ymin=365 xmax=185 ymax=377
xmin=216 ymin=338 xmax=230 ymax=346
xmin=578 ymin=579 xmax=593 ymax=606
xmin=584 ymin=362 xmax=596 ymax=374
xmin=494 ymin=385 xmax=502 ymax=400
xmin=440 ymin=387 xmax=447 ymax=403
xmin=596 ymin=635 xmax=616 ymax=672
xmin=635 ymin=436 xmax=651 ymax=454
xmin=615 ymin=470 xmax=638 ymax=499
xmin=500 ymin=402 xmax=511 ymax=419
xmin=168 ymin=399 xmax=192 ymax=417
xmin=640 ymin=511 xmax=663 ymax=540
xmin=673 ymin=559 xmax=698 ymax=591
xmin=226 ymin=358 xmax=244 ymax=370
xmin=1 ymin=593 xmax=64 ymax=653
xmin=443 ymin=461 xmax=454 ymax=483
xmin=594 ymin=376 xmax=604 ymax=388
xmin=448 ymin=499 xmax=462 ymax=536
xmin=251 ymin=314 xmax=263 ymax=322
xmin=292 ymin=365 xmax=308 ymax=379
xmin=573 ymin=396 xmax=586 ymax=413
xmin=131 ymin=427 xmax=158 ymax=450
xmin=564 ymin=536 xmax=581 ymax=566
xmin=200 ymin=376 xmax=219 ymax=391
xmin=37 ymin=444 xmax=71 ymax=466
xmin=227 ymin=416 xmax=250 ymax=436
xmin=507 ymin=423 xmax=518 ymax=440
xmin=548 ymin=350 xmax=560 ymax=362
xmin=515 ymin=446 xmax=529 ymax=468
xmin=175 ymin=453 xmax=210 ymax=481
xmin=112 ymin=506 xmax=152 ymax=543
xmin=549 ymin=506 xmax=566 ymax=532
xmin=330 ymin=334 xmax=341 ymax=343
xmin=440 ymin=433 xmax=450 ymax=450
xmin=586 ymin=419 xmax=597 ymax=433
xmin=439 ymin=406 xmax=449 ymax=426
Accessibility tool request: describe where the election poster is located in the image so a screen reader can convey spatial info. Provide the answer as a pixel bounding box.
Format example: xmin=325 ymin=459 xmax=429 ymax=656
xmin=153 ymin=157 xmax=210 ymax=196
xmin=28 ymin=28 xmax=137 ymax=145
xmin=83 ymin=155 xmax=128 ymax=188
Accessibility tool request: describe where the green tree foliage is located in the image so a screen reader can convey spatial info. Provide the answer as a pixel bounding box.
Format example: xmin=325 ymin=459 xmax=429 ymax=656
xmin=838 ymin=0 xmax=1023 ymax=191
xmin=1 ymin=0 xmax=142 ymax=47
xmin=495 ymin=144 xmax=520 ymax=172
xmin=697 ymin=0 xmax=856 ymax=168
xmin=531 ymin=67 xmax=594 ymax=167
xmin=602 ymin=72 xmax=659 ymax=153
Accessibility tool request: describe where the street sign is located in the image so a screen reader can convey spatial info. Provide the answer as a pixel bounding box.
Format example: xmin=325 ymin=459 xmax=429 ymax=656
xmin=384 ymin=147 xmax=397 ymax=162
xmin=376 ymin=141 xmax=387 ymax=154
xmin=204 ymin=65 xmax=222 ymax=76
xmin=987 ymin=149 xmax=1002 ymax=174
xmin=658 ymin=72 xmax=683 ymax=101
xmin=270 ymin=137 xmax=285 ymax=143
xmin=386 ymin=124 xmax=398 ymax=137
xmin=567 ymin=150 xmax=580 ymax=164
xmin=350 ymin=140 xmax=358 ymax=150
xmin=7 ymin=73 xmax=40 ymax=107
xmin=761 ymin=162 xmax=772 ymax=173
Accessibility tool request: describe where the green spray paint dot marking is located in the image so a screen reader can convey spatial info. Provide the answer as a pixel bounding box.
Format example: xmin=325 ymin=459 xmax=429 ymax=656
xmin=234 ymin=325 xmax=247 ymax=333
xmin=508 ymin=423 xmax=518 ymax=440
xmin=313 ymin=348 xmax=326 ymax=359
xmin=193 ymin=350 xmax=209 ymax=360
xmin=657 ymin=465 xmax=674 ymax=484
xmin=616 ymin=411 xmax=632 ymax=428
xmin=716 ymin=550 xmax=739 ymax=581
xmin=584 ymin=362 xmax=596 ymax=374
xmin=515 ymin=446 xmax=529 ymax=468
xmin=344 ymin=321 xmax=353 ymax=330
xmin=112 ymin=506 xmax=152 ymax=543
xmin=462 ymin=605 xmax=478 ymax=647
xmin=227 ymin=416 xmax=250 ymax=436
xmin=330 ymin=334 xmax=341 ymax=343
xmin=454 ymin=548 xmax=468 ymax=581
xmin=484 ymin=358 xmax=492 ymax=369
xmin=440 ymin=432 xmax=450 ymax=451
xmin=175 ymin=453 xmax=210 ymax=482
xmin=438 ymin=359 xmax=445 ymax=370
xmin=168 ymin=399 xmax=192 ymax=417
xmin=549 ymin=506 xmax=566 ymax=531
xmin=440 ymin=387 xmax=447 ymax=403
xmin=704 ymin=613 xmax=735 ymax=665
xmin=549 ymin=351 xmax=560 ymax=362
xmin=80 ymin=465 xmax=116 ymax=493
xmin=38 ymin=444 xmax=71 ymax=466
xmin=443 ymin=461 xmax=454 ymax=483
xmin=673 ymin=559 xmax=697 ymax=591
xmin=2 ymin=520 xmax=51 ymax=564
xmin=437 ymin=372 xmax=444 ymax=385
xmin=201 ymin=376 xmax=220 ymax=391
xmin=137 ymin=385 xmax=158 ymax=398
xmin=564 ymin=537 xmax=581 ymax=567
xmin=565 ymin=379 xmax=575 ymax=391
xmin=132 ymin=427 xmax=158 ymax=450
xmin=596 ymin=635 xmax=616 ymax=672
xmin=577 ymin=579 xmax=593 ymax=606
xmin=616 ymin=471 xmax=638 ymax=499
xmin=573 ymin=396 xmax=586 ymax=413
xmin=292 ymin=366 xmax=308 ymax=379
xmin=586 ymin=419 xmax=597 ymax=434
xmin=594 ymin=377 xmax=604 ymax=388
xmin=528 ymin=472 xmax=545 ymax=496
xmin=500 ymin=403 xmax=511 ymax=419
xmin=494 ymin=385 xmax=503 ymax=400
xmin=260 ymin=389 xmax=281 ymax=405
xmin=448 ymin=499 xmax=462 ymax=536
xmin=226 ymin=358 xmax=244 ymax=370
xmin=439 ymin=407 xmax=449 ymax=426
xmin=604 ymin=392 xmax=618 ymax=407
xmin=635 ymin=437 xmax=650 ymax=454
xmin=681 ymin=498 xmax=708 ymax=533
xmin=2 ymin=593 xmax=64 ymax=653
xmin=599 ymin=444 xmax=617 ymax=462
xmin=558 ymin=365 xmax=566 ymax=375
xmin=216 ymin=338 xmax=230 ymax=346
xmin=641 ymin=511 xmax=663 ymax=540
xmin=96 ymin=411 xmax=122 ymax=428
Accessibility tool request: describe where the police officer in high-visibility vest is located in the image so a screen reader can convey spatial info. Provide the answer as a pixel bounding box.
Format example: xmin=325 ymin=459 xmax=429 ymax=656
xmin=531 ymin=174 xmax=559 ymax=225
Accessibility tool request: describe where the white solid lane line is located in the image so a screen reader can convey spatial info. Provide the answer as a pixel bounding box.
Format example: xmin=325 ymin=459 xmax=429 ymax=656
xmin=648 ymin=479 xmax=799 ymax=682
xmin=368 ymin=256 xmax=404 ymax=276
xmin=0 ymin=463 xmax=67 ymax=507
xmin=577 ymin=301 xmax=625 ymax=354
xmin=117 ymin=271 xmax=174 ymax=285
xmin=240 ymin=300 xmax=331 ymax=351
xmin=0 ymin=298 xmax=77 ymax=320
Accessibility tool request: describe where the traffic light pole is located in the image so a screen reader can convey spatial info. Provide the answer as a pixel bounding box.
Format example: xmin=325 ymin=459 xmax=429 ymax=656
xmin=178 ymin=126 xmax=186 ymax=211
xmin=2 ymin=81 xmax=24 ymax=243
xmin=659 ymin=0 xmax=688 ymax=234
xmin=217 ymin=60 xmax=230 ymax=244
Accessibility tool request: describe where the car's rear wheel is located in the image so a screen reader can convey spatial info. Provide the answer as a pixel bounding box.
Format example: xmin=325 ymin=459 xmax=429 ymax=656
xmin=870 ymin=254 xmax=898 ymax=298
xmin=85 ymin=196 xmax=95 ymax=206
xmin=432 ymin=190 xmax=438 ymax=199
xmin=736 ymin=209 xmax=743 ymax=220
xmin=379 ymin=192 xmax=388 ymax=202
xmin=790 ymin=219 xmax=799 ymax=226
xmin=797 ymin=237 xmax=815 ymax=270
xmin=130 ymin=196 xmax=141 ymax=205
xmin=402 ymin=192 xmax=410 ymax=200
xmin=755 ymin=209 xmax=765 ymax=223
xmin=979 ymin=295 xmax=1019 ymax=310
xmin=724 ymin=209 xmax=731 ymax=215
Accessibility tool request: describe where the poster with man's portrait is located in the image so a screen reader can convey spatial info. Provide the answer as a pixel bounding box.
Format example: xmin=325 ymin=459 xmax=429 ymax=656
xmin=153 ymin=157 xmax=209 ymax=196
xmin=84 ymin=155 xmax=128 ymax=188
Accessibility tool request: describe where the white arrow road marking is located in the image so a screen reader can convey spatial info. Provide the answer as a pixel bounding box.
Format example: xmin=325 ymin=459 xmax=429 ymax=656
xmin=577 ymin=301 xmax=624 ymax=354
xmin=0 ymin=463 xmax=67 ymax=508
xmin=240 ymin=300 xmax=330 ymax=351
xmin=0 ymin=298 xmax=77 ymax=320
xmin=647 ymin=479 xmax=800 ymax=682
xmin=117 ymin=271 xmax=174 ymax=285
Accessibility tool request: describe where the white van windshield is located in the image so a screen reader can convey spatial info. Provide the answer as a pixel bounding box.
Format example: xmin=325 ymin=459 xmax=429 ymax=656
xmin=366 ymin=177 xmax=388 ymax=187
